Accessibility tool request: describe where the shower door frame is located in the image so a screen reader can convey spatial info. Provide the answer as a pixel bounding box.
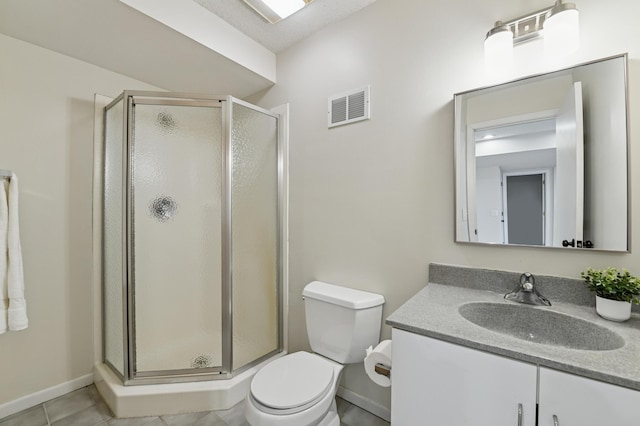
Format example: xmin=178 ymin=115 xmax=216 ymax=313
xmin=102 ymin=91 xmax=284 ymax=385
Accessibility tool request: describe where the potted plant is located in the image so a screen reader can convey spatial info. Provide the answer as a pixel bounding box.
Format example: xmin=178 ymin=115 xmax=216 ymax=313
xmin=581 ymin=267 xmax=640 ymax=322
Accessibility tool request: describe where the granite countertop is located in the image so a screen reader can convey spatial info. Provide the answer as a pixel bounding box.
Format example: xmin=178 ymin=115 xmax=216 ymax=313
xmin=386 ymin=265 xmax=640 ymax=392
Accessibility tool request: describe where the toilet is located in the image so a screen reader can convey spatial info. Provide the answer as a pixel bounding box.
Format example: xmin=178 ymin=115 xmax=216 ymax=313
xmin=244 ymin=281 xmax=385 ymax=426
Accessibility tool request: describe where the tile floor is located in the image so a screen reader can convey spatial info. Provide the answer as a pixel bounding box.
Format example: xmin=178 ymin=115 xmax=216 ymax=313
xmin=0 ymin=385 xmax=390 ymax=426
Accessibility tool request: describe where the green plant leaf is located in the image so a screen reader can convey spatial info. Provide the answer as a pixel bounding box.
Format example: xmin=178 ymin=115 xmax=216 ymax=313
xmin=581 ymin=267 xmax=640 ymax=304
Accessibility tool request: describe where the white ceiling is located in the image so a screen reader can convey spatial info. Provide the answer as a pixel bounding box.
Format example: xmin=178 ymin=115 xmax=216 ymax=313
xmin=194 ymin=0 xmax=376 ymax=53
xmin=474 ymin=118 xmax=556 ymax=142
xmin=476 ymin=148 xmax=557 ymax=171
xmin=0 ymin=0 xmax=376 ymax=98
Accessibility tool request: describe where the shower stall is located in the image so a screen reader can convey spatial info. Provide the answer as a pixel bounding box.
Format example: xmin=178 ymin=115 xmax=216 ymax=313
xmin=101 ymin=91 xmax=283 ymax=386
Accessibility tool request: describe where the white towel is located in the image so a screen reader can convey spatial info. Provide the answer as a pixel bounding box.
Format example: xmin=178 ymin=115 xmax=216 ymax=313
xmin=0 ymin=180 xmax=8 ymax=334
xmin=6 ymin=173 xmax=27 ymax=331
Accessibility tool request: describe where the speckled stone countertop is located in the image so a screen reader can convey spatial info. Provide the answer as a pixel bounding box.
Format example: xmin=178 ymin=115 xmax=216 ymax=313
xmin=386 ymin=264 xmax=640 ymax=391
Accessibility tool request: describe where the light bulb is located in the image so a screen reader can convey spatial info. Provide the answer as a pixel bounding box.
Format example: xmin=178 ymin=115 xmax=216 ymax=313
xmin=484 ymin=24 xmax=514 ymax=73
xmin=544 ymin=3 xmax=579 ymax=57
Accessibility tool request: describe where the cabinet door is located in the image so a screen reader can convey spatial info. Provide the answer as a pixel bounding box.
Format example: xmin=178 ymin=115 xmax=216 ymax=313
xmin=538 ymin=367 xmax=640 ymax=426
xmin=391 ymin=329 xmax=537 ymax=426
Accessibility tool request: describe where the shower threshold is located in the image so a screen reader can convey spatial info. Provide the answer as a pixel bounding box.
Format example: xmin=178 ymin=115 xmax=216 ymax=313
xmin=94 ymin=352 xmax=285 ymax=418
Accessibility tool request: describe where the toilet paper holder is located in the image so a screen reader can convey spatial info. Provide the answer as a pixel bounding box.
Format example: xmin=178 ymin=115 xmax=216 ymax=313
xmin=374 ymin=363 xmax=391 ymax=378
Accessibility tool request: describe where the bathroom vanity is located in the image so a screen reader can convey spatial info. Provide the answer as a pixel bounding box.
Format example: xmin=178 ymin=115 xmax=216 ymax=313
xmin=387 ymin=265 xmax=640 ymax=426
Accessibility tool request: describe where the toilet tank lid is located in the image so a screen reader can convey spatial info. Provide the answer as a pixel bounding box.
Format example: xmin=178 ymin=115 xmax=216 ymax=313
xmin=303 ymin=281 xmax=385 ymax=309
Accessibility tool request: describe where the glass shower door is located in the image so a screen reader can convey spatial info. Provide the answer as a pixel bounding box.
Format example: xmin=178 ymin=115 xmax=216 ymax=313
xmin=130 ymin=100 xmax=224 ymax=376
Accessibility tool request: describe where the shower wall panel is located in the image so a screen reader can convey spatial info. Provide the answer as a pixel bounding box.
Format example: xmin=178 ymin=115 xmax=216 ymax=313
xmin=103 ymin=99 xmax=125 ymax=377
xmin=231 ymin=103 xmax=279 ymax=370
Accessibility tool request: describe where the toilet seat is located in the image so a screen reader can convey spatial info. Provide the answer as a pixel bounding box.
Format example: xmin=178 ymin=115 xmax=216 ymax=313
xmin=250 ymin=352 xmax=336 ymax=415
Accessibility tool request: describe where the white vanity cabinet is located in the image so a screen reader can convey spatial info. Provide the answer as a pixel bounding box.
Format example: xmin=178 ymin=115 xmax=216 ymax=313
xmin=538 ymin=367 xmax=640 ymax=426
xmin=391 ymin=329 xmax=538 ymax=425
xmin=392 ymin=328 xmax=640 ymax=426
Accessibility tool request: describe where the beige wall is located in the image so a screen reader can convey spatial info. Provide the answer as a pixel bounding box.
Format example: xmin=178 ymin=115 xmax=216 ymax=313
xmin=465 ymin=74 xmax=572 ymax=124
xmin=248 ymin=0 xmax=640 ymax=412
xmin=0 ymin=34 xmax=159 ymax=405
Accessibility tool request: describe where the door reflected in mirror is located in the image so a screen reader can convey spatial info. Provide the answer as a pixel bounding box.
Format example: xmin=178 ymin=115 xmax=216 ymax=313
xmin=455 ymin=55 xmax=628 ymax=252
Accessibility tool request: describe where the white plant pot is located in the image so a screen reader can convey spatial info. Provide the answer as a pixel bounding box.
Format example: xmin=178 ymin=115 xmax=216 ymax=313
xmin=595 ymin=295 xmax=632 ymax=322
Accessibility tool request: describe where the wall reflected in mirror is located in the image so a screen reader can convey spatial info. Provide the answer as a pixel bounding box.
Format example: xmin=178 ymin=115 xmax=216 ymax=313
xmin=455 ymin=55 xmax=628 ymax=252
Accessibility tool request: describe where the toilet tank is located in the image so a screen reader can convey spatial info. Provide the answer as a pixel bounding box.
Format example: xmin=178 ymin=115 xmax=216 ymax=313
xmin=302 ymin=281 xmax=385 ymax=364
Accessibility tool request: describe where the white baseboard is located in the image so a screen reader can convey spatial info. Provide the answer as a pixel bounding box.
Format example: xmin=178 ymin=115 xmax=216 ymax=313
xmin=1 ymin=373 xmax=390 ymax=421
xmin=337 ymin=385 xmax=391 ymax=422
xmin=0 ymin=373 xmax=94 ymax=419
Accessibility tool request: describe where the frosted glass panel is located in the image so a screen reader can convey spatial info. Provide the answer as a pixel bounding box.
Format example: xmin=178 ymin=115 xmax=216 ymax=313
xmin=131 ymin=103 xmax=223 ymax=373
xmin=231 ymin=103 xmax=279 ymax=370
xmin=103 ymin=99 xmax=125 ymax=376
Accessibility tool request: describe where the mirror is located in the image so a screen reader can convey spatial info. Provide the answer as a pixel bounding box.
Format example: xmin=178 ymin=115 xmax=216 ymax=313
xmin=455 ymin=55 xmax=629 ymax=252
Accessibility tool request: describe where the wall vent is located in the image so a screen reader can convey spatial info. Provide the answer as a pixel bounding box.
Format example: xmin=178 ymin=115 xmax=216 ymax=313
xmin=328 ymin=85 xmax=370 ymax=128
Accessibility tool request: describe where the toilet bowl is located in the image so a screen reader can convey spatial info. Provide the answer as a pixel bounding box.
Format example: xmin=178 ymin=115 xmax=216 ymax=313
xmin=245 ymin=351 xmax=343 ymax=426
xmin=244 ymin=281 xmax=385 ymax=426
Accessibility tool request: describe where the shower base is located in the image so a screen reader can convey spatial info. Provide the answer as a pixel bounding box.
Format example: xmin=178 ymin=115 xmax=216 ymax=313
xmin=94 ymin=352 xmax=284 ymax=418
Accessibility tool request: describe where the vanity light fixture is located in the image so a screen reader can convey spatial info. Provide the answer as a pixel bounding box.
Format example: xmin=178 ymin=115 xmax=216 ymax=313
xmin=243 ymin=0 xmax=314 ymax=24
xmin=484 ymin=0 xmax=579 ymax=64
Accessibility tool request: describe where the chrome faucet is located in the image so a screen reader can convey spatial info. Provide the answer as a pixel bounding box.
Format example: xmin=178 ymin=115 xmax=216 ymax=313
xmin=504 ymin=272 xmax=551 ymax=306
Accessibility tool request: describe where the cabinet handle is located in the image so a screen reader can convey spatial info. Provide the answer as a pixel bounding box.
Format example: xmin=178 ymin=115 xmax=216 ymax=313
xmin=517 ymin=403 xmax=523 ymax=426
xmin=553 ymin=414 xmax=559 ymax=426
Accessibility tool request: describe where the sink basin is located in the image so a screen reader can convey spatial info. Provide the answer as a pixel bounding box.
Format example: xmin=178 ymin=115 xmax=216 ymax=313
xmin=458 ymin=302 xmax=625 ymax=351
